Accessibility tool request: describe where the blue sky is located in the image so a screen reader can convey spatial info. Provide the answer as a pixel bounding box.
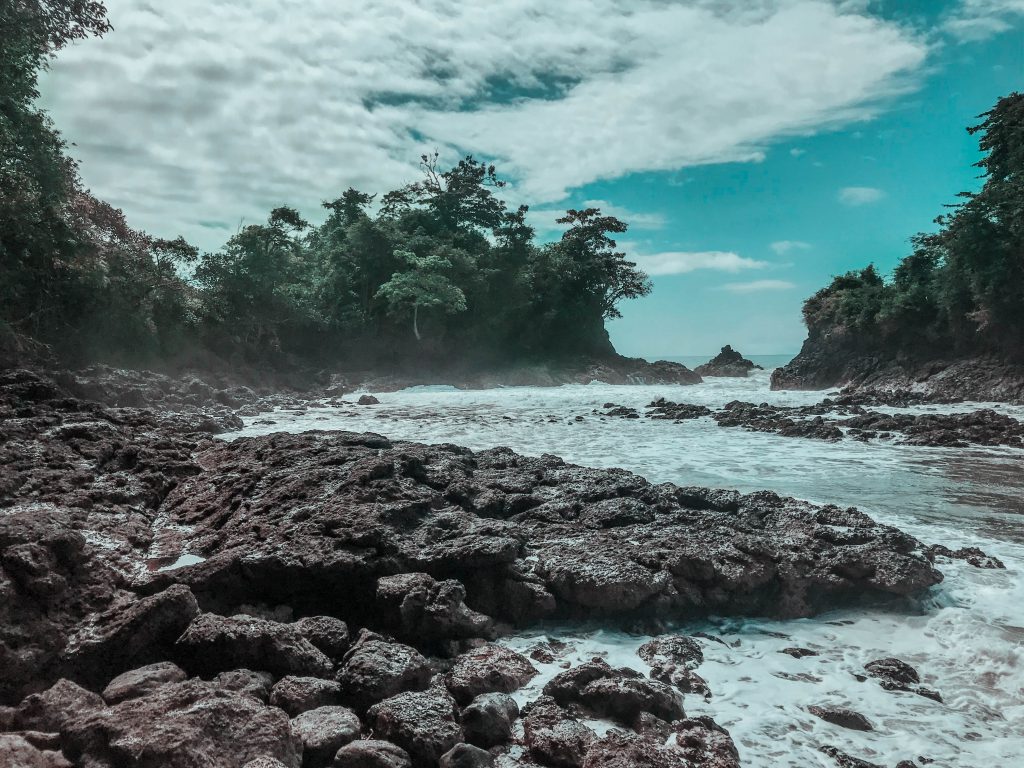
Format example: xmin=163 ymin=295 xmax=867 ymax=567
xmin=40 ymin=0 xmax=1024 ymax=357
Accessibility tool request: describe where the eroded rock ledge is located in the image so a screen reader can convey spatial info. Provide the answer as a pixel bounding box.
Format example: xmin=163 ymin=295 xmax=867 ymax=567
xmin=0 ymin=367 xmax=948 ymax=767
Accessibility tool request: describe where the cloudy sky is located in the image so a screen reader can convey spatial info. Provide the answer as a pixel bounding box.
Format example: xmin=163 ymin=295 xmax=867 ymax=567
xmin=40 ymin=0 xmax=1024 ymax=356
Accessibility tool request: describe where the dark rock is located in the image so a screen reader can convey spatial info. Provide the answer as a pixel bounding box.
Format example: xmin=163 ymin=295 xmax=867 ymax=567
xmin=290 ymin=706 xmax=361 ymax=767
xmin=646 ymin=400 xmax=713 ymax=420
xmin=366 ymin=687 xmax=463 ymax=768
xmin=671 ymin=716 xmax=741 ymax=768
xmin=270 ymin=676 xmax=345 ymax=716
xmin=580 ymin=731 xmax=690 ymax=767
xmin=439 ymin=743 xmax=494 ymax=768
xmin=460 ymin=692 xmax=518 ymax=748
xmin=637 ymin=636 xmax=706 ymax=694
xmin=357 ymin=395 xmax=380 ymax=405
xmin=15 ymin=678 xmax=105 ymax=732
xmin=376 ymin=573 xmax=494 ymax=644
xmin=62 ymin=678 xmax=301 ymax=767
xmin=808 ymin=705 xmax=873 ymax=731
xmin=243 ymin=759 xmax=292 ymax=768
xmin=0 ymin=734 xmax=55 ymax=768
xmin=522 ymin=696 xmax=596 ymax=768
xmin=818 ymin=745 xmax=882 ymax=768
xmin=332 ymin=739 xmax=412 ymax=768
xmin=336 ymin=631 xmax=431 ymax=712
xmin=214 ymin=669 xmax=275 ymax=702
xmin=294 ymin=616 xmax=351 ymax=659
xmin=544 ymin=659 xmax=684 ymax=724
xmin=779 ymin=647 xmax=818 ymax=658
xmin=863 ymin=658 xmax=942 ymax=702
xmin=444 ymin=644 xmax=537 ymax=705
xmin=925 ymin=544 xmax=1005 ymax=569
xmin=695 ymin=346 xmax=763 ymax=379
xmin=101 ymin=661 xmax=187 ymax=704
xmin=175 ymin=613 xmax=334 ymax=679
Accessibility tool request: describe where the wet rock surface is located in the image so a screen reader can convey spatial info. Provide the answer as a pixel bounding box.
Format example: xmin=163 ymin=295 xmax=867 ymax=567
xmin=0 ymin=366 xmax=974 ymax=766
xmin=695 ymin=345 xmax=763 ymax=378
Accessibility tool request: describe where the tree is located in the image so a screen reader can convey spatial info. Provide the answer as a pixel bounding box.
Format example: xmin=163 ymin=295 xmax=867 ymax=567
xmin=375 ymin=250 xmax=466 ymax=341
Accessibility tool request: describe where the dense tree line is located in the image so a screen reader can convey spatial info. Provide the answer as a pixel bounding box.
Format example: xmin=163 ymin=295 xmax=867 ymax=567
xmin=1 ymin=2 xmax=651 ymax=370
xmin=802 ymin=92 xmax=1024 ymax=362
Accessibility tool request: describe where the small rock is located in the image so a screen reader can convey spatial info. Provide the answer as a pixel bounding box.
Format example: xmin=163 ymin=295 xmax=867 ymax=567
xmin=808 ymin=705 xmax=873 ymax=731
xmin=522 ymin=696 xmax=596 ymax=768
xmin=337 ymin=630 xmax=432 ymax=711
xmin=460 ymin=692 xmax=518 ymax=749
xmin=15 ymin=679 xmax=105 ymax=732
xmin=332 ymin=739 xmax=412 ymax=768
xmin=357 ymin=395 xmax=380 ymax=405
xmin=818 ymin=745 xmax=882 ymax=768
xmin=295 ymin=616 xmax=351 ymax=659
xmin=439 ymin=743 xmax=494 ymax=768
xmin=101 ymin=661 xmax=187 ymax=704
xmin=367 ymin=687 xmax=463 ymax=768
xmin=779 ymin=647 xmax=818 ymax=658
xmin=290 ymin=705 xmax=361 ymax=767
xmin=215 ymin=668 xmax=276 ymax=702
xmin=271 ymin=676 xmax=345 ymax=716
xmin=444 ymin=644 xmax=537 ymax=705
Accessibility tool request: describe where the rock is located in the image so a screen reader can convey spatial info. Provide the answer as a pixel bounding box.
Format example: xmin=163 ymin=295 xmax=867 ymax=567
xmin=62 ymin=678 xmax=301 ymax=767
xmin=290 ymin=706 xmax=361 ymax=767
xmin=646 ymin=400 xmax=713 ymax=420
xmin=0 ymin=734 xmax=51 ymax=768
xmin=366 ymin=687 xmax=463 ymax=768
xmin=332 ymin=739 xmax=412 ymax=768
xmin=581 ymin=731 xmax=690 ymax=767
xmin=376 ymin=573 xmax=494 ymax=644
xmin=439 ymin=743 xmax=495 ymax=768
xmin=63 ymin=584 xmax=201 ymax=688
xmin=522 ymin=696 xmax=596 ymax=768
xmin=15 ymin=678 xmax=105 ymax=732
xmin=779 ymin=647 xmax=818 ymax=658
xmin=808 ymin=705 xmax=873 ymax=731
xmin=336 ymin=631 xmax=432 ymax=712
xmin=637 ymin=636 xmax=707 ymax=695
xmin=175 ymin=613 xmax=334 ymax=679
xmin=925 ymin=544 xmax=1005 ymax=569
xmin=460 ymin=692 xmax=518 ymax=749
xmin=101 ymin=661 xmax=188 ymax=704
xmin=243 ymin=759 xmax=292 ymax=768
xmin=672 ymin=716 xmax=741 ymax=767
xmin=544 ymin=660 xmax=684 ymax=724
xmin=294 ymin=616 xmax=351 ymax=659
xmin=444 ymin=644 xmax=537 ymax=705
xmin=270 ymin=676 xmax=345 ymax=716
xmin=863 ymin=658 xmax=942 ymax=702
xmin=357 ymin=395 xmax=380 ymax=405
xmin=214 ymin=669 xmax=276 ymax=702
xmin=818 ymin=745 xmax=883 ymax=768
xmin=695 ymin=346 xmax=762 ymax=379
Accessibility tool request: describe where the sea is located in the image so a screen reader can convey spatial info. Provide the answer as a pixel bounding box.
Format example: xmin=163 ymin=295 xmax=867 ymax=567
xmin=225 ymin=357 xmax=1024 ymax=767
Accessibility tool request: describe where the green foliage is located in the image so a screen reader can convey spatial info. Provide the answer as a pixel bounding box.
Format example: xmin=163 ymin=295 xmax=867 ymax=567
xmin=801 ymin=92 xmax=1024 ymax=360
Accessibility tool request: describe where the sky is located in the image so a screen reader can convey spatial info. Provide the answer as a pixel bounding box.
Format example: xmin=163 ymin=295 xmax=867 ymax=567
xmin=39 ymin=0 xmax=1024 ymax=357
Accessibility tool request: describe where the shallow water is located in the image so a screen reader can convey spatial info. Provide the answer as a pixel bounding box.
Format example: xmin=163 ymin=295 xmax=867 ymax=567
xmin=227 ymin=369 xmax=1024 ymax=767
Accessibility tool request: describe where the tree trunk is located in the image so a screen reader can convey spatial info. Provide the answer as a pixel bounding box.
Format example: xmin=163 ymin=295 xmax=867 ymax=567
xmin=413 ymin=302 xmax=421 ymax=341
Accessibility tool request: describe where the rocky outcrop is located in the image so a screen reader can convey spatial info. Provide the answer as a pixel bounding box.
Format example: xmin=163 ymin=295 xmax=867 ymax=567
xmin=695 ymin=346 xmax=762 ymax=378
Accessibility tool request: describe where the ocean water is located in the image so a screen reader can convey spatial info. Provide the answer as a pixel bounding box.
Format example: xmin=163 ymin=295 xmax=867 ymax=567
xmin=227 ymin=368 xmax=1024 ymax=767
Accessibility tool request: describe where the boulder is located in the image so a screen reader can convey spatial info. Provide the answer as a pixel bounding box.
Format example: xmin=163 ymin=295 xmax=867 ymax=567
xmin=270 ymin=676 xmax=345 ymax=716
xmin=0 ymin=734 xmax=55 ymax=768
xmin=863 ymin=658 xmax=942 ymax=702
xmin=101 ymin=662 xmax=188 ymax=704
xmin=376 ymin=573 xmax=494 ymax=643
xmin=294 ymin=616 xmax=351 ymax=659
xmin=694 ymin=346 xmax=762 ymax=379
xmin=544 ymin=660 xmax=684 ymax=724
xmin=214 ymin=669 xmax=276 ymax=702
xmin=439 ymin=743 xmax=494 ymax=768
xmin=290 ymin=706 xmax=361 ymax=768
xmin=522 ymin=696 xmax=596 ymax=768
xmin=62 ymin=678 xmax=301 ymax=767
xmin=444 ymin=644 xmax=537 ymax=705
xmin=581 ymin=731 xmax=690 ymax=768
xmin=807 ymin=705 xmax=873 ymax=731
xmin=366 ymin=687 xmax=463 ymax=768
xmin=15 ymin=679 xmax=105 ymax=732
xmin=332 ymin=739 xmax=412 ymax=768
xmin=672 ymin=716 xmax=741 ymax=767
xmin=242 ymin=759 xmax=292 ymax=768
xmin=637 ymin=636 xmax=709 ymax=696
xmin=175 ymin=613 xmax=334 ymax=679
xmin=336 ymin=631 xmax=431 ymax=711
xmin=460 ymin=692 xmax=519 ymax=748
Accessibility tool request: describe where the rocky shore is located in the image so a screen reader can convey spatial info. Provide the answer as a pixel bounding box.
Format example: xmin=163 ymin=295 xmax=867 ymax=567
xmin=0 ymin=366 xmax=981 ymax=767
xmin=770 ymin=337 xmax=1024 ymax=404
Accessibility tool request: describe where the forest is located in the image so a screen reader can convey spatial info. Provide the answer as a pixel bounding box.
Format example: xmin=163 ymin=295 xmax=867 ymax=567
xmin=1 ymin=2 xmax=650 ymax=372
xmin=800 ymin=91 xmax=1024 ymax=363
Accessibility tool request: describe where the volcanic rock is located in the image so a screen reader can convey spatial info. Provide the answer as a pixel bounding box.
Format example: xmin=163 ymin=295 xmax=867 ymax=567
xmin=366 ymin=687 xmax=463 ymax=768
xmin=101 ymin=661 xmax=187 ymax=704
xmin=444 ymin=644 xmax=537 ymax=705
xmin=460 ymin=692 xmax=519 ymax=748
xmin=336 ymin=630 xmax=432 ymax=712
xmin=289 ymin=705 xmax=361 ymax=767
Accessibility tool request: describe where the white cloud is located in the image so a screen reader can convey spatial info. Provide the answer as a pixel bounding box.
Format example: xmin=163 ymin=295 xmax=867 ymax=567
xmin=770 ymin=240 xmax=812 ymax=255
xmin=719 ymin=279 xmax=796 ymax=293
xmin=789 ymin=147 xmax=806 ymax=157
xmin=40 ymin=0 xmax=929 ymax=249
xmin=633 ymin=251 xmax=770 ymax=277
xmin=838 ymin=186 xmax=886 ymax=205
xmin=945 ymin=0 xmax=1024 ymax=41
xmin=582 ymin=200 xmax=666 ymax=229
